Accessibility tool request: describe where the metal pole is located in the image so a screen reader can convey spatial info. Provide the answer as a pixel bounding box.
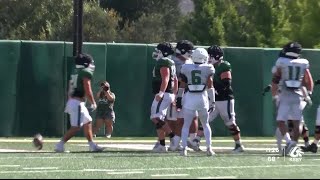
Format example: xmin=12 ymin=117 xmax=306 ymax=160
xmin=72 ymin=0 xmax=79 ymax=57
xmin=78 ymin=0 xmax=83 ymax=54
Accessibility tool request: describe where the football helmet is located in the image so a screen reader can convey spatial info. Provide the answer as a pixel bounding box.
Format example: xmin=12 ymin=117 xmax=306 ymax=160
xmin=192 ymin=48 xmax=209 ymax=64
xmin=207 ymin=45 xmax=223 ymax=64
xmin=75 ymin=53 xmax=95 ymax=70
xmin=175 ymin=40 xmax=194 ymax=59
xmin=280 ymin=41 xmax=302 ymax=59
xmin=152 ymin=42 xmax=174 ymax=60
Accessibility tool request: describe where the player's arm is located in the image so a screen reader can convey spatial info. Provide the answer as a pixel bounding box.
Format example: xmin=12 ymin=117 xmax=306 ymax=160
xmin=207 ymin=65 xmax=216 ymax=111
xmin=303 ymin=69 xmax=314 ymax=94
xmin=67 ymin=80 xmax=73 ymax=100
xmin=173 ymin=75 xmax=178 ymax=95
xmin=220 ymin=71 xmax=232 ymax=90
xmin=271 ymin=68 xmax=281 ymax=97
xmin=207 ymin=73 xmax=215 ymax=112
xmin=156 ymin=67 xmax=170 ymax=100
xmin=176 ymin=73 xmax=187 ymax=109
xmin=83 ymin=77 xmax=96 ymax=106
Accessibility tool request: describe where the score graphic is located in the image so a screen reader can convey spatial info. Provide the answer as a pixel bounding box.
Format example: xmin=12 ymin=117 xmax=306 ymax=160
xmin=265 ymin=147 xmax=303 ymax=162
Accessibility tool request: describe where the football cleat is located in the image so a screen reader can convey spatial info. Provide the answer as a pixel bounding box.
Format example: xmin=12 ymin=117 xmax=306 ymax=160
xmin=206 ymin=147 xmax=215 ymax=156
xmin=301 ymin=143 xmax=318 ymax=153
xmin=89 ymin=144 xmax=105 ymax=152
xmin=187 ymin=139 xmax=201 ymax=152
xmin=152 ymin=145 xmax=167 ymax=153
xmin=232 ymin=144 xmax=244 ymax=153
xmin=169 ymin=136 xmax=180 ymax=151
xmin=180 ymin=148 xmax=188 ymax=156
xmin=54 ymin=142 xmax=65 ymax=153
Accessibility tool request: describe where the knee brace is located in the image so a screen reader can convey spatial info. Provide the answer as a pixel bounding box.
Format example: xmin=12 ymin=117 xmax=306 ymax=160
xmin=155 ymin=121 xmax=165 ymax=129
xmin=228 ymin=124 xmax=240 ymax=136
xmin=288 ymin=120 xmax=294 ymax=133
xmin=301 ymin=124 xmax=309 ymax=134
xmin=315 ymin=126 xmax=320 ymax=135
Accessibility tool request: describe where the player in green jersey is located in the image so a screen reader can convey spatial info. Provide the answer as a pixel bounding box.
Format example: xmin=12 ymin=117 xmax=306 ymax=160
xmin=151 ymin=42 xmax=180 ymax=153
xmin=55 ymin=54 xmax=104 ymax=153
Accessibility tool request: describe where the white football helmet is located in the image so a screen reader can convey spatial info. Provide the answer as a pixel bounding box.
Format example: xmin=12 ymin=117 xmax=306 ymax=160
xmin=192 ymin=48 xmax=209 ymax=64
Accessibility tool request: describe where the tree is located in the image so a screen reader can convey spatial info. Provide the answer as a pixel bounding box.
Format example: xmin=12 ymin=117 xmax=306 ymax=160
xmin=0 ymin=0 xmax=122 ymax=42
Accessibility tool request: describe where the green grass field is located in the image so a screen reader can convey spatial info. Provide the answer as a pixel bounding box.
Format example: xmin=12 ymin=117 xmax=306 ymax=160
xmin=0 ymin=137 xmax=319 ymax=179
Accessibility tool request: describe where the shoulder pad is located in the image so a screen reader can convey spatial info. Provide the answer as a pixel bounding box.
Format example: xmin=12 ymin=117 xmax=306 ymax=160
xmin=220 ymin=61 xmax=231 ymax=72
xmin=158 ymin=58 xmax=174 ymax=67
xmin=81 ymin=68 xmax=94 ymax=79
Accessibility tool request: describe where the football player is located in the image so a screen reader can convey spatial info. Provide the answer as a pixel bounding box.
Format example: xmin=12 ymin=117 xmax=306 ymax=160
xmin=150 ymin=42 xmax=180 ymax=153
xmin=179 ymin=48 xmax=215 ymax=156
xmin=271 ymin=42 xmax=314 ymax=155
xmin=193 ymin=45 xmax=244 ymax=153
xmin=166 ymin=40 xmax=199 ymax=151
xmin=55 ymin=53 xmax=104 ymax=152
xmin=263 ymin=83 xmax=311 ymax=151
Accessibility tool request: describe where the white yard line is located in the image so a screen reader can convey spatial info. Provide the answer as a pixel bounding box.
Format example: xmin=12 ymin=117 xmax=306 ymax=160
xmin=104 ymin=164 xmax=320 ymax=172
xmin=23 ymin=167 xmax=59 ymax=170
xmin=0 ymin=165 xmax=20 ymax=167
xmin=83 ymin=169 xmax=115 ymax=172
xmin=151 ymin=174 xmax=189 ymax=177
xmin=107 ymin=171 xmax=144 ymax=175
xmin=0 ymin=157 xmax=92 ymax=159
xmin=75 ymin=143 xmax=300 ymax=152
xmin=197 ymin=176 xmax=237 ymax=179
xmin=0 ymin=164 xmax=318 ymax=174
xmin=0 ymin=149 xmax=52 ymax=153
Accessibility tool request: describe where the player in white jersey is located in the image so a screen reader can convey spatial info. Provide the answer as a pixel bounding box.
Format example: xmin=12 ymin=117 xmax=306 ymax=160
xmin=271 ymin=42 xmax=314 ymax=155
xmin=178 ymin=48 xmax=215 ymax=156
xmin=165 ymin=40 xmax=198 ymax=151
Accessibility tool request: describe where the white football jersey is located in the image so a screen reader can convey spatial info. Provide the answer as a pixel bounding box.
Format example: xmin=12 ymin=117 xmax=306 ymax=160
xmin=181 ymin=63 xmax=215 ymax=92
xmin=275 ymin=57 xmax=309 ymax=94
xmin=172 ymin=56 xmax=193 ymax=76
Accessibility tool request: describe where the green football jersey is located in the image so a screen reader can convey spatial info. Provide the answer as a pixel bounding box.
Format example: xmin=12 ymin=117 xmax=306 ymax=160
xmin=214 ymin=61 xmax=234 ymax=101
xmin=70 ymin=68 xmax=94 ymax=98
xmin=152 ymin=57 xmax=176 ymax=94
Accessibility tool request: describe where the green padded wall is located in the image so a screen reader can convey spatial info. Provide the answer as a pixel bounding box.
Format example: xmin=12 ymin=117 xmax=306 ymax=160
xmin=17 ymin=41 xmax=65 ymax=136
xmin=0 ymin=41 xmax=320 ymax=137
xmin=106 ymin=43 xmax=154 ymax=137
xmin=0 ymin=41 xmax=20 ymax=136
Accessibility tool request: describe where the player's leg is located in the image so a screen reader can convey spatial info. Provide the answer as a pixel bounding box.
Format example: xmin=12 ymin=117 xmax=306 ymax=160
xmin=55 ymin=100 xmax=103 ymax=152
xmin=219 ymin=99 xmax=244 ymax=152
xmin=81 ymin=102 xmax=104 ymax=152
xmin=276 ymin=98 xmax=292 ymax=148
xmin=198 ymin=109 xmax=214 ymax=156
xmin=280 ymin=95 xmax=303 ymax=155
xmin=302 ymin=106 xmax=320 ymax=153
xmin=299 ymin=101 xmax=310 ymax=147
xmin=188 ymin=116 xmax=198 ymax=143
xmin=166 ymin=104 xmax=182 ymax=151
xmin=287 ymin=120 xmax=294 ymax=138
xmin=55 ymin=99 xmax=82 ymax=152
xmin=166 ymin=103 xmax=177 ymax=134
xmin=150 ymin=93 xmax=178 ymax=152
xmin=180 ymin=108 xmax=196 ymax=156
xmin=300 ymin=122 xmax=310 ymax=147
xmin=194 ymin=106 xmax=219 ymax=145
